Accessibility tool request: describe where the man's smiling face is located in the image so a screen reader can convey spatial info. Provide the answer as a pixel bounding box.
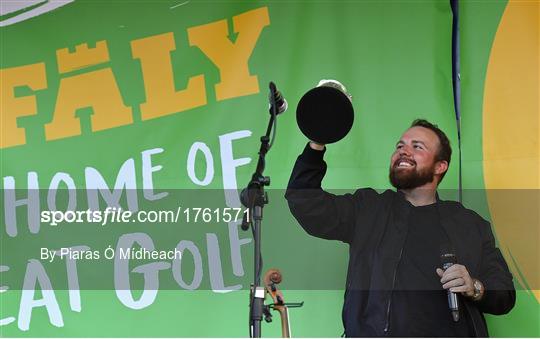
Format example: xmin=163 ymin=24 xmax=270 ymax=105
xmin=389 ymin=126 xmax=444 ymax=190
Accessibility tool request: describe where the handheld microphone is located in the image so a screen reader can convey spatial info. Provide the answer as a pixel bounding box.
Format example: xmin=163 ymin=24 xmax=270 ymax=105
xmin=269 ymin=82 xmax=288 ymax=115
xmin=441 ymin=251 xmax=460 ymax=322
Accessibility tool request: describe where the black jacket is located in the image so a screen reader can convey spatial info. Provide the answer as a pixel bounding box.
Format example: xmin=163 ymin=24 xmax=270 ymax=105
xmin=285 ymin=144 xmax=515 ymax=337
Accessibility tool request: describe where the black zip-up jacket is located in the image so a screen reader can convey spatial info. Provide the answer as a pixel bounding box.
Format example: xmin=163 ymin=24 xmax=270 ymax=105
xmin=285 ymin=144 xmax=516 ymax=337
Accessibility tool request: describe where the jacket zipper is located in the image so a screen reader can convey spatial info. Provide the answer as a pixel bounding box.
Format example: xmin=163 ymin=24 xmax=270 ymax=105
xmin=383 ymin=245 xmax=405 ymax=335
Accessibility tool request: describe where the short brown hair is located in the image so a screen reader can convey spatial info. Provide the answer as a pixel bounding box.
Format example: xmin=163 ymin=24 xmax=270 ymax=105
xmin=410 ymin=119 xmax=452 ymax=182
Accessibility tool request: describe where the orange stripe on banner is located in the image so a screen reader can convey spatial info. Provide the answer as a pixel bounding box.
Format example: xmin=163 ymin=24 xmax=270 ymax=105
xmin=483 ymin=0 xmax=539 ymax=302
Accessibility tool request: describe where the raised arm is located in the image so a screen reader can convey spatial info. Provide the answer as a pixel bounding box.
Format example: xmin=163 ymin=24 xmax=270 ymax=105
xmin=285 ymin=142 xmax=370 ymax=244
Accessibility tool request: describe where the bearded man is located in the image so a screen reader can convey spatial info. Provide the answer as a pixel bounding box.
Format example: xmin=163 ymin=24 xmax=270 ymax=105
xmin=285 ymin=119 xmax=515 ymax=337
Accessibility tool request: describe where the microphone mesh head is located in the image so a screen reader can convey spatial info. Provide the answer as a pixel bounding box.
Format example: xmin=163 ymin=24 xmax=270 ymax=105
xmin=279 ymin=99 xmax=288 ymax=114
xmin=440 ymin=253 xmax=457 ymax=265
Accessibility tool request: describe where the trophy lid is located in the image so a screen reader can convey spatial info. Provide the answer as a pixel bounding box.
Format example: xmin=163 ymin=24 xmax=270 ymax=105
xmin=296 ymin=79 xmax=354 ymax=144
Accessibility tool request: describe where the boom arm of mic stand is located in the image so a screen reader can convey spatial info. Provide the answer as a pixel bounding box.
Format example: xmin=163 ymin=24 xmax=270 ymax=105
xmin=240 ymin=83 xmax=277 ymax=209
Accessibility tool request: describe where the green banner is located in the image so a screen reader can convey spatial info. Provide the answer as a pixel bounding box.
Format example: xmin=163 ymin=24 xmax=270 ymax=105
xmin=1 ymin=0 xmax=538 ymax=337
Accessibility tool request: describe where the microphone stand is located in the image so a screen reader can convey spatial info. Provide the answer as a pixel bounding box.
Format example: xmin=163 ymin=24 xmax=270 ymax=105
xmin=240 ymin=82 xmax=280 ymax=338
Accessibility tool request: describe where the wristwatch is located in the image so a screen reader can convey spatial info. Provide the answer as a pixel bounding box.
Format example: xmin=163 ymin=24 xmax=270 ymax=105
xmin=472 ymin=279 xmax=484 ymax=301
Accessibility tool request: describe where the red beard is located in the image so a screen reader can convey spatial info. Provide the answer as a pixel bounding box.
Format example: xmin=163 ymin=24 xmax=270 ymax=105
xmin=389 ymin=160 xmax=436 ymax=189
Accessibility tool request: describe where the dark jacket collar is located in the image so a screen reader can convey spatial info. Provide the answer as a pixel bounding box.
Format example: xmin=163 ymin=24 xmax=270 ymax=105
xmin=395 ymin=189 xmax=460 ymax=258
